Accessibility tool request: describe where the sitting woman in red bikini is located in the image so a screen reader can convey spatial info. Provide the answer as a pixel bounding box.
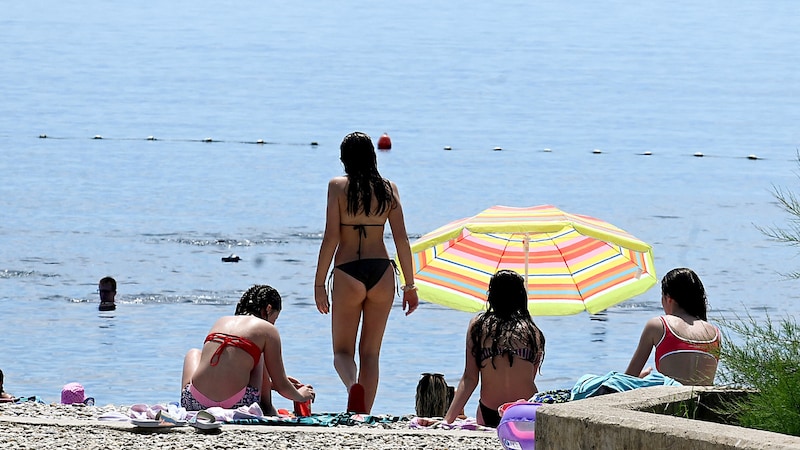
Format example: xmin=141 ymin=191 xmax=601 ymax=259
xmin=625 ymin=268 xmax=721 ymax=386
xmin=181 ymin=285 xmax=315 ymax=413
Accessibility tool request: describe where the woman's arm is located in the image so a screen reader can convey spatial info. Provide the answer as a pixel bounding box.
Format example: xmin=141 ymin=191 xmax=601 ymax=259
xmin=262 ymin=324 xmax=316 ymax=404
xmin=445 ymin=319 xmax=479 ymax=423
xmin=625 ymin=317 xmax=662 ymax=378
xmin=314 ymin=179 xmax=343 ymax=314
xmin=387 ymin=182 xmax=418 ymax=316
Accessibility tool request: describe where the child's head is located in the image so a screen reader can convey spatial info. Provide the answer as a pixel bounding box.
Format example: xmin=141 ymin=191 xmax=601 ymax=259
xmin=415 ymin=373 xmax=451 ymax=418
xmin=661 ymin=268 xmax=708 ymax=320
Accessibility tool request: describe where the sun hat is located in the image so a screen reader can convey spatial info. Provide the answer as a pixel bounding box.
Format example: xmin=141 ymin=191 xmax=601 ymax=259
xmin=61 ymin=382 xmax=95 ymax=405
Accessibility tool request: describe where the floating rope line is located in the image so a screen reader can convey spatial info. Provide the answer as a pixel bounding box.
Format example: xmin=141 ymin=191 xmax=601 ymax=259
xmin=34 ymin=134 xmax=773 ymax=160
xmin=36 ymin=134 xmax=319 ymax=146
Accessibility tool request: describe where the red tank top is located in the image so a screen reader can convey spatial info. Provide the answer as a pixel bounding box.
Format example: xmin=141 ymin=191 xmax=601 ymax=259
xmin=655 ymin=316 xmax=720 ymax=372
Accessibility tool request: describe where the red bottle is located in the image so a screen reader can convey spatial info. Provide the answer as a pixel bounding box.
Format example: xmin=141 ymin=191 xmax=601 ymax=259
xmin=294 ymin=383 xmax=312 ymax=417
xmin=294 ymin=399 xmax=311 ymax=417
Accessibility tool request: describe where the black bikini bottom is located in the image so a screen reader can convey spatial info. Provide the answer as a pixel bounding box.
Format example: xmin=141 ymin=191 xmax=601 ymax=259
xmin=335 ymin=258 xmax=395 ymax=290
xmin=479 ymin=400 xmax=501 ymax=428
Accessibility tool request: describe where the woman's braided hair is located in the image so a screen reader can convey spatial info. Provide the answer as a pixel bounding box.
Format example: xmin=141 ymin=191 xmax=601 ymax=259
xmin=235 ymin=285 xmax=282 ymax=319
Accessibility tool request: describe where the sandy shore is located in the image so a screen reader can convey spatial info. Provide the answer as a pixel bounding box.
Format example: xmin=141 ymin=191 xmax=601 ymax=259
xmin=0 ymin=402 xmax=499 ymax=449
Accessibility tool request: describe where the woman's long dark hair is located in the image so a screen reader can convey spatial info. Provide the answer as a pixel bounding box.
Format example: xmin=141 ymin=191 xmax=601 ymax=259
xmin=339 ymin=132 xmax=394 ymax=216
xmin=470 ymin=270 xmax=545 ymax=369
xmin=661 ymin=268 xmax=708 ymax=320
xmin=235 ymin=285 xmax=282 ymax=319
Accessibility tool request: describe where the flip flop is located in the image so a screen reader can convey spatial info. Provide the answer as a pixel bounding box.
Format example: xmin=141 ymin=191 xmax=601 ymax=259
xmin=190 ymin=410 xmax=222 ymax=431
xmin=347 ymin=383 xmax=367 ymax=414
xmin=131 ymin=410 xmax=187 ymax=428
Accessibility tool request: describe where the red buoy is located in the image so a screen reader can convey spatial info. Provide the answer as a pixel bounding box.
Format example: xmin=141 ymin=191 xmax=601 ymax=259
xmin=377 ymin=133 xmax=392 ymax=150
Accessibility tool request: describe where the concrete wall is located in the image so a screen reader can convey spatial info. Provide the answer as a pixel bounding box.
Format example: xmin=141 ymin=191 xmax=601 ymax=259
xmin=535 ymin=386 xmax=800 ymax=450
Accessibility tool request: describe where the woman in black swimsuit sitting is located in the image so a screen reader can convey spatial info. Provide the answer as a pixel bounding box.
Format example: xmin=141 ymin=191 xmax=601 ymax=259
xmin=444 ymin=270 xmax=546 ymax=427
xmin=180 ymin=285 xmax=314 ymax=413
xmin=314 ymin=131 xmax=419 ymax=414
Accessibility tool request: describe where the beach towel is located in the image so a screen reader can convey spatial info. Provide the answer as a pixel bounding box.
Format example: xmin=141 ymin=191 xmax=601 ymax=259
xmin=12 ymin=396 xmax=46 ymax=404
xmin=530 ymin=389 xmax=572 ymax=404
xmin=409 ymin=416 xmax=495 ymax=432
xmin=570 ymin=371 xmax=682 ymax=400
xmin=127 ymin=402 xmax=189 ymax=421
xmin=231 ymin=411 xmax=407 ymax=427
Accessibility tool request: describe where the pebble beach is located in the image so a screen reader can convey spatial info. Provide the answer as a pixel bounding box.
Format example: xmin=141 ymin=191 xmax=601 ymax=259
xmin=0 ymin=402 xmax=499 ymax=450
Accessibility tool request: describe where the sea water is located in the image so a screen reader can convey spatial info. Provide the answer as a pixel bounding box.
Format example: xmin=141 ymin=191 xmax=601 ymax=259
xmin=0 ymin=1 xmax=799 ymax=415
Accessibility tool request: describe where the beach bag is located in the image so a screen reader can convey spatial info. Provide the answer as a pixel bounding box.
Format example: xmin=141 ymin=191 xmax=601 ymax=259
xmin=415 ymin=373 xmax=452 ymax=417
xmin=570 ymin=371 xmax=682 ymax=400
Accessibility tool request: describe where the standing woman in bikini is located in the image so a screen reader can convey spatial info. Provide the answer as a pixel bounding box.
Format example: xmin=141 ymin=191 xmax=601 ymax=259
xmin=181 ymin=285 xmax=315 ymax=413
xmin=314 ymin=131 xmax=419 ymax=414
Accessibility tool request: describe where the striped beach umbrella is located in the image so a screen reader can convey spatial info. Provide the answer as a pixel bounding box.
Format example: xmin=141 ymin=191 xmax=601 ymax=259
xmin=399 ymin=205 xmax=656 ymax=316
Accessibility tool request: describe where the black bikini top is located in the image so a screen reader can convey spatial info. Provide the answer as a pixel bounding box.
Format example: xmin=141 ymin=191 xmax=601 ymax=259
xmin=341 ymin=223 xmax=384 ymax=259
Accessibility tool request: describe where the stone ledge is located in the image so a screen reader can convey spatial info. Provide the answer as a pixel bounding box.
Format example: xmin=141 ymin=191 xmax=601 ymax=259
xmin=535 ymin=386 xmax=800 ymax=450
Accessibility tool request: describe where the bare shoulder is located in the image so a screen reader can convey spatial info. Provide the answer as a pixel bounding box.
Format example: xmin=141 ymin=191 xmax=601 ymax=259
xmin=210 ymin=315 xmax=276 ymax=337
xmin=696 ymin=319 xmax=720 ymax=338
xmin=643 ymin=316 xmax=665 ymax=339
xmin=329 ymin=176 xmax=348 ymax=188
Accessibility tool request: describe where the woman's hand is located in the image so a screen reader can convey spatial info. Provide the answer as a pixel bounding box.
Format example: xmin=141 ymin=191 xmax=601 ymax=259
xmin=314 ymin=286 xmax=329 ymax=314
xmin=639 ymin=366 xmax=653 ymax=378
xmin=403 ymin=290 xmax=419 ymax=316
xmin=298 ymin=384 xmax=315 ymax=402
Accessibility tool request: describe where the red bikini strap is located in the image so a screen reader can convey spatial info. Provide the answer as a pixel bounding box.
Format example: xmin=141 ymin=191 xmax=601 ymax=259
xmin=205 ymin=333 xmax=234 ymax=366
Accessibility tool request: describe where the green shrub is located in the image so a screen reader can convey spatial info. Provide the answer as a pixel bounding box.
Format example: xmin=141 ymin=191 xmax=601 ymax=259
xmin=718 ymin=315 xmax=800 ymax=436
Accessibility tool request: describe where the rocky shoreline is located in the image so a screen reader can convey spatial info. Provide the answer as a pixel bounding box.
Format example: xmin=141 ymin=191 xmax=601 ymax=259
xmin=0 ymin=402 xmax=499 ymax=449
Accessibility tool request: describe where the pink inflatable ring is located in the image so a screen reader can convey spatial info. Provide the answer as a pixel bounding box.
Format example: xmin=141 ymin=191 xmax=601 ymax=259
xmin=497 ymin=402 xmax=541 ymax=450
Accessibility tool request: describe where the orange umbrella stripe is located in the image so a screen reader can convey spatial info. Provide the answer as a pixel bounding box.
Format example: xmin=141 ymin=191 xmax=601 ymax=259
xmin=574 ymin=266 xmax=642 ymax=298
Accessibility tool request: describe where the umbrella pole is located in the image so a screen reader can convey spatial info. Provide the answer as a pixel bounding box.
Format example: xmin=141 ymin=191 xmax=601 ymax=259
xmin=523 ymin=233 xmax=529 ymax=287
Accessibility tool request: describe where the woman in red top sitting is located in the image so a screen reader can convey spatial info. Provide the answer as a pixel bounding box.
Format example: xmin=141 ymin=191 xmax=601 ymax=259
xmin=181 ymin=285 xmax=315 ymax=413
xmin=625 ymin=268 xmax=721 ymax=386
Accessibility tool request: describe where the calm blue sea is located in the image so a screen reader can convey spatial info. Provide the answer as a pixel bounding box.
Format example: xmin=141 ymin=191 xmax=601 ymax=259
xmin=1 ymin=1 xmax=799 ymax=416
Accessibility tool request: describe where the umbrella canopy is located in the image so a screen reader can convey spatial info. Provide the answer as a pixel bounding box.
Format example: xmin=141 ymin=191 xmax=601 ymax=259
xmin=399 ymin=205 xmax=657 ymax=316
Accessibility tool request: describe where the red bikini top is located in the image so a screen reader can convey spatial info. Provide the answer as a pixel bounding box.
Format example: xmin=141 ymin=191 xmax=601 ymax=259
xmin=654 ymin=316 xmax=720 ymax=372
xmin=205 ymin=332 xmax=262 ymax=367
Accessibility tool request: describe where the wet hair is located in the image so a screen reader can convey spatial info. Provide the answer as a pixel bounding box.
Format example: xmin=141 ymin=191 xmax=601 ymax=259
xmin=235 ymin=285 xmax=282 ymax=319
xmin=339 ymin=132 xmax=395 ymax=216
xmin=470 ymin=270 xmax=545 ymax=370
xmin=99 ymin=276 xmax=116 ymax=290
xmin=661 ymin=268 xmax=708 ymax=320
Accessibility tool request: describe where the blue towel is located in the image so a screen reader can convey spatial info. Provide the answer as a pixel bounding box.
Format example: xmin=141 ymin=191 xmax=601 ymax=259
xmin=13 ymin=396 xmax=47 ymax=404
xmin=231 ymin=412 xmax=407 ymax=427
xmin=571 ymin=371 xmax=682 ymax=400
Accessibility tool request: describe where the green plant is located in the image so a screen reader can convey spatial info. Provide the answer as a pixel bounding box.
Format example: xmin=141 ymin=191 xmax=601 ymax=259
xmin=666 ymin=389 xmax=700 ymax=420
xmin=717 ymin=314 xmax=800 ymax=436
xmin=756 ymin=152 xmax=800 ymax=279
